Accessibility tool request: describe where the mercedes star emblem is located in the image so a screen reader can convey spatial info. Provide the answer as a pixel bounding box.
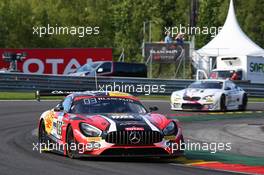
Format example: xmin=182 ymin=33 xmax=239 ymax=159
xmin=129 ymin=131 xmax=141 ymax=144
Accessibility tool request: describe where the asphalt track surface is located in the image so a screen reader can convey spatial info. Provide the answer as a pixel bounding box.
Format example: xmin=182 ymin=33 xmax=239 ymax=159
xmin=145 ymin=100 xmax=264 ymax=158
xmin=0 ymin=100 xmax=263 ymax=175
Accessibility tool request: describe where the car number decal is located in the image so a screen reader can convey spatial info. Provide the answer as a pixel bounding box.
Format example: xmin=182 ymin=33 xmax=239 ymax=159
xmin=84 ymin=98 xmax=97 ymax=105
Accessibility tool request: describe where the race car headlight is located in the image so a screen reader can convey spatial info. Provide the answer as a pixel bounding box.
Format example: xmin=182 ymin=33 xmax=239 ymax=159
xmin=163 ymin=122 xmax=177 ymax=136
xmin=80 ymin=123 xmax=102 ymax=137
xmin=172 ymin=94 xmax=181 ymax=102
xmin=202 ymin=95 xmax=215 ymax=102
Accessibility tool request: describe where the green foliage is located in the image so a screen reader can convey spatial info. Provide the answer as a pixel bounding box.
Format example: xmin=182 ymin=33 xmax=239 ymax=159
xmin=196 ymin=0 xmax=222 ymax=48
xmin=0 ymin=0 xmax=263 ymax=61
xmin=196 ymin=0 xmax=264 ymax=49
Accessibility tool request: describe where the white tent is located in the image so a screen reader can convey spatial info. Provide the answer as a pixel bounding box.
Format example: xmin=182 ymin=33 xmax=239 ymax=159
xmin=192 ymin=0 xmax=264 ymax=76
xmin=196 ymin=0 xmax=264 ymax=57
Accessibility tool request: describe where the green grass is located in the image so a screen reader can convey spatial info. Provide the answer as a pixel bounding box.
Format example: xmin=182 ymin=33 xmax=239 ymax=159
xmin=137 ymin=95 xmax=170 ymax=101
xmin=0 ymin=92 xmax=35 ymax=100
xmin=0 ymin=92 xmax=263 ymax=102
xmin=248 ymin=97 xmax=264 ymax=102
xmin=0 ymin=92 xmax=63 ymax=100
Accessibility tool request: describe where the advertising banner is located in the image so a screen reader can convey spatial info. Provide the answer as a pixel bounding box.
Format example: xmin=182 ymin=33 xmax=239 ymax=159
xmin=144 ymin=43 xmax=189 ymax=63
xmin=247 ymin=56 xmax=264 ymax=84
xmin=0 ymin=48 xmax=112 ymax=74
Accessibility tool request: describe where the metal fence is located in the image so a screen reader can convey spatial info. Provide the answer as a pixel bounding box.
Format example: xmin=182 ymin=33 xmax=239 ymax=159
xmin=0 ymin=73 xmax=264 ymax=97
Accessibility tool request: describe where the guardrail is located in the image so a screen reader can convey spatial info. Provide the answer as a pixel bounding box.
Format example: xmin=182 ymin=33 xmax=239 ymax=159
xmin=0 ymin=73 xmax=264 ymax=97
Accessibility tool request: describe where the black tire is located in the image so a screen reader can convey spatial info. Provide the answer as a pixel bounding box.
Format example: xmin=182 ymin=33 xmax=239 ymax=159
xmin=239 ymin=94 xmax=248 ymax=111
xmin=220 ymin=95 xmax=227 ymax=112
xmin=38 ymin=119 xmax=49 ymax=151
xmin=66 ymin=126 xmax=78 ymax=159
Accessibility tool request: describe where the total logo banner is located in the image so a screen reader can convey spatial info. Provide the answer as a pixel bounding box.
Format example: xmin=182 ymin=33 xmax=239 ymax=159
xmin=0 ymin=48 xmax=112 ymax=75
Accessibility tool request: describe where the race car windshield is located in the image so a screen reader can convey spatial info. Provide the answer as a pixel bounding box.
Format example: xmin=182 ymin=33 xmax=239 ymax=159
xmin=76 ymin=62 xmax=101 ymax=72
xmin=210 ymin=71 xmax=232 ymax=79
xmin=70 ymin=97 xmax=147 ymax=114
xmin=188 ymin=81 xmax=223 ymax=89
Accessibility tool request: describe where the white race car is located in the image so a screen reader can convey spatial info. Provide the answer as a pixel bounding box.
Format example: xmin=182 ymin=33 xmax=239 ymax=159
xmin=171 ymin=79 xmax=247 ymax=111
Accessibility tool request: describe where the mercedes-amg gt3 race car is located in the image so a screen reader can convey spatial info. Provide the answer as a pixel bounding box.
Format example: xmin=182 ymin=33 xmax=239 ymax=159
xmin=38 ymin=91 xmax=184 ymax=158
xmin=171 ymin=79 xmax=247 ymax=111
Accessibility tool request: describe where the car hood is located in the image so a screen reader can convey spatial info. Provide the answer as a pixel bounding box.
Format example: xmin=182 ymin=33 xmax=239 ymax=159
xmin=175 ymin=88 xmax=222 ymax=97
xmin=103 ymin=113 xmax=152 ymax=131
xmin=74 ymin=113 xmax=170 ymax=131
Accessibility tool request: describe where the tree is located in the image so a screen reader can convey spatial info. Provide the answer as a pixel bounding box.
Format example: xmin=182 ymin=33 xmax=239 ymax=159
xmin=0 ymin=0 xmax=263 ymax=61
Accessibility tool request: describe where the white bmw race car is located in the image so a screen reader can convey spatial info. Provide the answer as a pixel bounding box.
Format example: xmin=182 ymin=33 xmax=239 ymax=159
xmin=171 ymin=79 xmax=247 ymax=111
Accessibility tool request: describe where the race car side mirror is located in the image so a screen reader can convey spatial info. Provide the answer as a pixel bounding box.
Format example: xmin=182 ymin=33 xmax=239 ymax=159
xmin=149 ymin=106 xmax=158 ymax=112
xmin=54 ymin=106 xmax=64 ymax=112
xmin=225 ymin=87 xmax=231 ymax=91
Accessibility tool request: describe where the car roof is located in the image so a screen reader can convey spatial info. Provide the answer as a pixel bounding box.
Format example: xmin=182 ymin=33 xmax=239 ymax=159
xmin=196 ymin=79 xmax=228 ymax=83
xmin=68 ymin=91 xmax=139 ymax=100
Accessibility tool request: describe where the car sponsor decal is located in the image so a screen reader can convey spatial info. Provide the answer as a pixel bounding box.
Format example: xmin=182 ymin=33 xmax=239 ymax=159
xmin=101 ymin=114 xmax=153 ymax=131
xmin=119 ymin=121 xmax=146 ymax=126
xmin=81 ymin=97 xmax=135 ymax=105
xmin=125 ymin=127 xmax=144 ymax=131
xmin=44 ymin=111 xmax=55 ymax=135
xmin=164 ymin=135 xmax=176 ymax=140
xmin=111 ymin=115 xmax=134 ymax=119
xmin=108 ymin=92 xmax=130 ymax=97
xmin=86 ymin=137 xmax=102 ymax=142
xmin=97 ymin=97 xmax=134 ymax=102
xmin=56 ymin=121 xmax=63 ymax=136
xmin=56 ymin=113 xmax=64 ymax=138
